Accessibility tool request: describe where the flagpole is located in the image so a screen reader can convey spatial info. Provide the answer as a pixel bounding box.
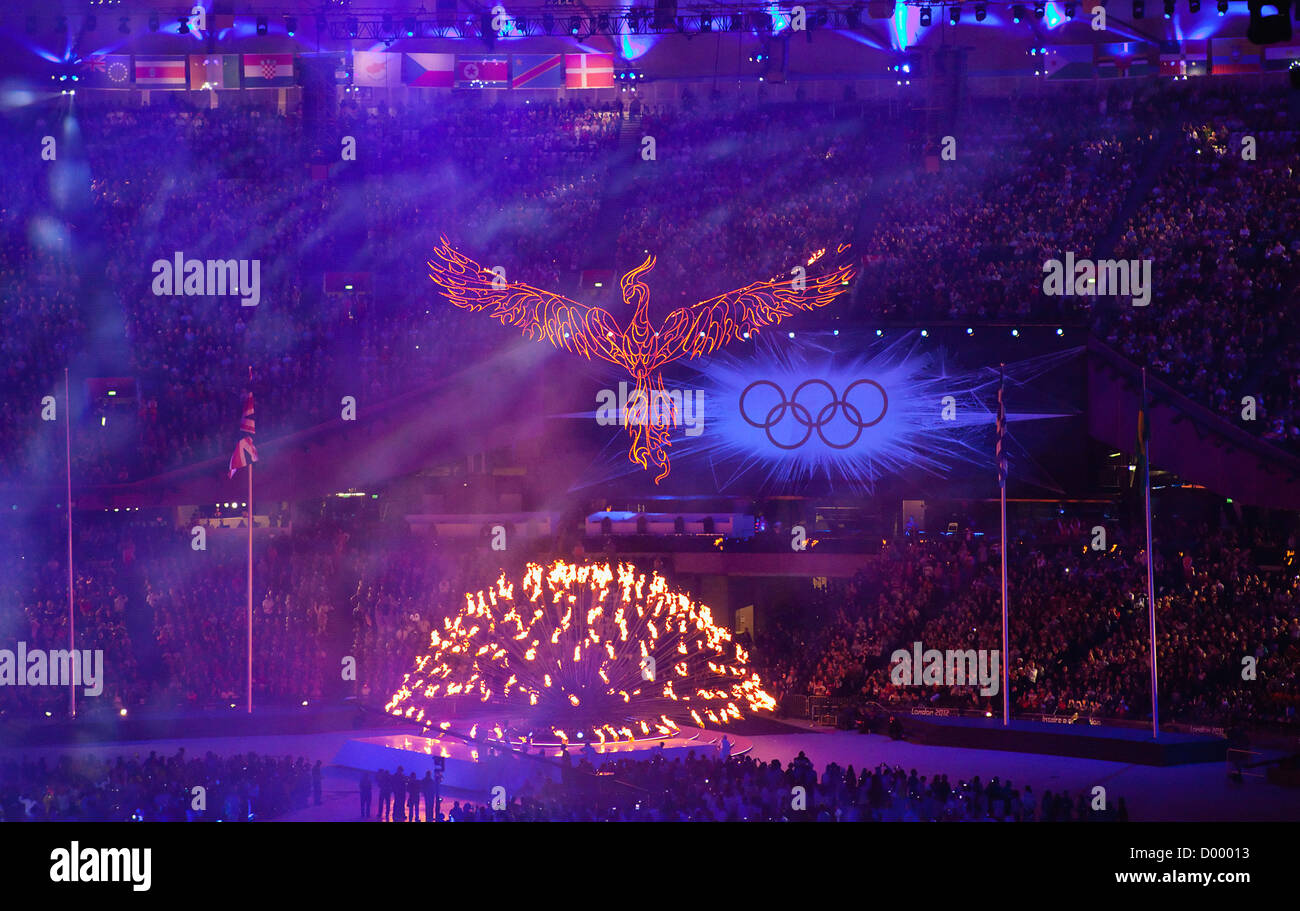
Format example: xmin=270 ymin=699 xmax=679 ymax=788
xmin=247 ymin=461 xmax=253 ymax=715
xmin=999 ymin=363 xmax=1009 ymax=727
xmin=1143 ymin=368 xmax=1158 ymax=739
xmin=65 ymin=368 xmax=75 ymax=720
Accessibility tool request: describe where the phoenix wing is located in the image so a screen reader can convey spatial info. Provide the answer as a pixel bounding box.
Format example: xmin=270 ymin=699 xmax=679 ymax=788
xmin=654 ymin=244 xmax=856 ymax=365
xmin=429 ymin=236 xmax=625 ymax=364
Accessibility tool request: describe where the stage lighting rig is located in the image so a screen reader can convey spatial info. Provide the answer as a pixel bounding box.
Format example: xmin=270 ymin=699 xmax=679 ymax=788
xmin=1189 ymin=0 xmax=1200 ymax=11
xmin=1163 ymin=0 xmax=1174 ymax=17
xmin=286 ymin=16 xmax=297 ymax=36
xmin=951 ymin=5 xmax=962 ymax=22
xmin=1134 ymin=0 xmax=1145 ymax=16
xmin=404 ymin=17 xmax=417 ymax=37
xmin=976 ymin=3 xmax=987 ymax=18
xmin=1217 ymin=0 xmax=1227 ymax=12
xmin=920 ymin=5 xmax=932 ymax=25
xmin=1011 ymin=3 xmax=1025 ymax=20
xmin=1034 ymin=2 xmax=1046 ymax=18
xmin=1064 ymin=2 xmax=1076 ymax=16
xmin=178 ymin=16 xmax=189 ymax=34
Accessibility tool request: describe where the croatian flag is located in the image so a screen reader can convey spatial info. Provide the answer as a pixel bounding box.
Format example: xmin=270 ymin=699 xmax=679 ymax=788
xmin=134 ymin=57 xmax=188 ymax=89
xmin=564 ymin=54 xmax=614 ymax=89
xmin=243 ymin=54 xmax=295 ymax=87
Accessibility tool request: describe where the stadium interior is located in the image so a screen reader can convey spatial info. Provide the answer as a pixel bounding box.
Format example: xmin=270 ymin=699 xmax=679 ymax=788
xmin=0 ymin=0 xmax=1299 ymax=834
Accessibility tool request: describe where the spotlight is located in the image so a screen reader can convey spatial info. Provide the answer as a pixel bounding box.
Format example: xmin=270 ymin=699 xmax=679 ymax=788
xmin=1189 ymin=0 xmax=1200 ymax=10
xmin=569 ymin=15 xmax=580 ymax=34
xmin=148 ymin=12 xmax=158 ymax=31
xmin=404 ymin=17 xmax=417 ymax=37
xmin=1012 ymin=4 xmax=1026 ymax=21
xmin=1164 ymin=0 xmax=1174 ymax=17
xmin=1217 ymin=0 xmax=1227 ymax=12
xmin=286 ymin=16 xmax=297 ymax=36
xmin=119 ymin=16 xmax=129 ymax=33
xmin=346 ymin=17 xmax=358 ymax=37
xmin=1011 ymin=329 xmax=1020 ymax=337
xmin=951 ymin=5 xmax=962 ymax=23
xmin=599 ymin=12 xmax=611 ymax=32
xmin=256 ymin=15 xmax=267 ymax=35
xmin=178 ymin=15 xmax=189 ymax=34
xmin=1034 ymin=1 xmax=1046 ymax=18
xmin=1134 ymin=0 xmax=1144 ymax=17
xmin=700 ymin=13 xmax=711 ymax=30
xmin=1065 ymin=2 xmax=1076 ymax=16
xmin=920 ymin=5 xmax=932 ymax=25
xmin=976 ymin=3 xmax=987 ymax=18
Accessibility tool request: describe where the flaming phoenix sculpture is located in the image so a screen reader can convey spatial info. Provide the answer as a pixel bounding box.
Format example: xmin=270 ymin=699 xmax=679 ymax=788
xmin=385 ymin=560 xmax=775 ymax=743
xmin=429 ymin=237 xmax=856 ymax=482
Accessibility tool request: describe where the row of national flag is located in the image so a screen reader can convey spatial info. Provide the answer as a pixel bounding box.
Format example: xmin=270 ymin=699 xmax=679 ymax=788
xmin=355 ymin=52 xmax=611 ymax=88
xmin=79 ymin=52 xmax=614 ymax=91
xmin=81 ymin=54 xmax=295 ymax=90
xmin=1041 ymin=39 xmax=1300 ymax=80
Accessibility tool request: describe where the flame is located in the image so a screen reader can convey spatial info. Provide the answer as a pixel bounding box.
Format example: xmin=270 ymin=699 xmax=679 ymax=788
xmin=386 ymin=560 xmax=775 ymax=740
xmin=430 ymin=238 xmax=854 ymax=483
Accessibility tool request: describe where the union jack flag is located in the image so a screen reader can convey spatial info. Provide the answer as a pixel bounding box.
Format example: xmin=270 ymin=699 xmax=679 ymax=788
xmin=229 ymin=392 xmax=257 ymax=478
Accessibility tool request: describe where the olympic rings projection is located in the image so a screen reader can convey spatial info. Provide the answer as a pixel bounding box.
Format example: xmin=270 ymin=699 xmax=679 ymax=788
xmin=739 ymin=378 xmax=888 ymax=449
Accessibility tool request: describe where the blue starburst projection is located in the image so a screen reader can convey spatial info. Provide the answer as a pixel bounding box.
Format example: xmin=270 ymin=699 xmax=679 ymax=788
xmin=574 ymin=330 xmax=1081 ymax=494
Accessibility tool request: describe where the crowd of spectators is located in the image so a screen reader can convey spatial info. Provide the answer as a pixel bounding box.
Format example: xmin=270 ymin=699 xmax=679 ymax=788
xmin=2 ymin=500 xmax=1296 ymax=731
xmin=5 ymin=80 xmax=1299 ymax=489
xmin=0 ymin=510 xmax=517 ymax=716
xmin=754 ymin=509 xmax=1300 ymax=727
xmin=0 ymin=749 xmax=321 ymax=821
